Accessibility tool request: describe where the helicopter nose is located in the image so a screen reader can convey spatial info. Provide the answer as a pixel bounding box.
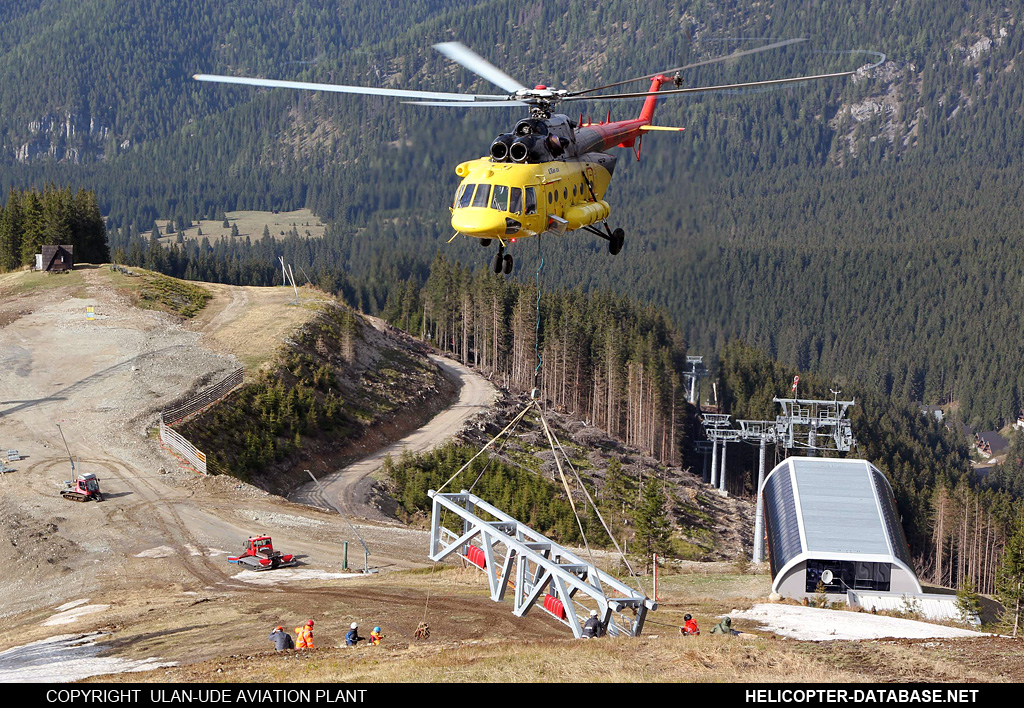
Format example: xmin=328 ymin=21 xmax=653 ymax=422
xmin=451 ymin=209 xmax=516 ymax=238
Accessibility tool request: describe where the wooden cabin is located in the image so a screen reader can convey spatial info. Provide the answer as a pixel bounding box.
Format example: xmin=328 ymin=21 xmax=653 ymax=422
xmin=40 ymin=245 xmax=74 ymax=272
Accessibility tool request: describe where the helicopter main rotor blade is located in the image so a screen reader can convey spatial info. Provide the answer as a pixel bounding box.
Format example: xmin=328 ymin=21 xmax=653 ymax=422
xmin=567 ymin=38 xmax=809 ymax=97
xmin=193 ymin=73 xmax=508 ymax=101
xmin=433 ymin=42 xmax=527 ymax=93
xmin=563 ymin=67 xmax=869 ymax=103
xmin=402 ymin=100 xmax=530 ymax=107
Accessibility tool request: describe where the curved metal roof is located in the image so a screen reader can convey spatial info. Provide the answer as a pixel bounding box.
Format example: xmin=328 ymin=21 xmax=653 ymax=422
xmin=761 ymin=457 xmax=919 ymax=592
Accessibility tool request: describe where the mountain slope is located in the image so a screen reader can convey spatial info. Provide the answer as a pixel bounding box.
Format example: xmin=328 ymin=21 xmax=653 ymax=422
xmin=4 ymin=0 xmax=1024 ymax=427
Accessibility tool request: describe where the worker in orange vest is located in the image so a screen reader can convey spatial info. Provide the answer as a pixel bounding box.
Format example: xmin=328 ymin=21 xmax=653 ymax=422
xmin=681 ymin=613 xmax=700 ymax=636
xmin=295 ymin=619 xmax=314 ymax=649
xmin=369 ymin=626 xmax=383 ymax=646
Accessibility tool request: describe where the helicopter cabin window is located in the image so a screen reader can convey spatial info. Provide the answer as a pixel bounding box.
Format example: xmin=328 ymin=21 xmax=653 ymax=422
xmin=572 ymin=185 xmax=577 ymax=198
xmin=471 ymin=184 xmax=491 ymax=208
xmin=563 ymin=187 xmax=568 ymax=201
xmin=509 ymin=187 xmax=523 ymax=215
xmin=524 ymin=187 xmax=537 ymax=215
xmin=490 ymin=185 xmax=509 ymax=212
xmin=453 ymin=184 xmax=465 ymax=208
xmin=547 ymin=191 xmax=553 ymax=205
xmin=553 ymin=190 xmax=558 ymax=203
xmin=457 ymin=184 xmax=476 ymax=209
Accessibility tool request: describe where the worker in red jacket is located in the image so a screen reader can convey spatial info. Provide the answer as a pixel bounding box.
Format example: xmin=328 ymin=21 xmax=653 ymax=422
xmin=681 ymin=614 xmax=700 ymax=636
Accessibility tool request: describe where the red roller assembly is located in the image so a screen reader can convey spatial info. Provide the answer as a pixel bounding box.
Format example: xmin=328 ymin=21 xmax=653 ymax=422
xmin=543 ymin=594 xmax=566 ymax=620
xmin=466 ymin=545 xmax=486 ymax=569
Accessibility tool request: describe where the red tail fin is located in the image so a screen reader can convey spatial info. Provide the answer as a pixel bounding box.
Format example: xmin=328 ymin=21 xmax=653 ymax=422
xmin=639 ymin=75 xmax=670 ymax=123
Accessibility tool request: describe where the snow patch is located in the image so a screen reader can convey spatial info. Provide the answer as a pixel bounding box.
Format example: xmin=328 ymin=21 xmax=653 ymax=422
xmin=136 ymin=545 xmax=226 ymax=558
xmin=232 ymin=568 xmax=363 ymax=585
xmin=237 ymin=510 xmax=326 ymax=529
xmin=730 ymin=604 xmax=986 ymax=641
xmin=43 ymin=604 xmax=110 ymax=626
xmin=135 ymin=545 xmax=174 ymax=558
xmin=54 ymin=599 xmax=91 ymax=612
xmin=0 ymin=632 xmax=175 ymax=683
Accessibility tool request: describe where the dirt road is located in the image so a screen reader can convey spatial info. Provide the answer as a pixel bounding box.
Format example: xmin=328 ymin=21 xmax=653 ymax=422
xmin=0 ymin=270 xmax=576 ymax=680
xmin=288 ymin=356 xmax=498 ymax=521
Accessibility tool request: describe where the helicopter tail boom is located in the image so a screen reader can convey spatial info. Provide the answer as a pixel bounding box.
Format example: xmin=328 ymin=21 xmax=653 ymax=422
xmin=574 ymin=75 xmax=674 ymax=152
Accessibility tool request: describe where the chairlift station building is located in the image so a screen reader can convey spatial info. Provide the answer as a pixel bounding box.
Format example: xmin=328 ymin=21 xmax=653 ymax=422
xmin=761 ymin=457 xmax=922 ymax=600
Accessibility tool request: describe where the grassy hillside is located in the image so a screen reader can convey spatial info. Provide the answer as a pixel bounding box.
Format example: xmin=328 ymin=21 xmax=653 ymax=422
xmin=177 ymin=302 xmax=456 ymax=493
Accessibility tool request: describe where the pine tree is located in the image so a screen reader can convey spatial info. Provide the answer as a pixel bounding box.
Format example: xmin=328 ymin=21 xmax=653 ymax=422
xmin=633 ymin=477 xmax=672 ymax=572
xmin=955 ymin=580 xmax=983 ymax=626
xmin=0 ymin=189 xmax=22 ymax=271
xmin=996 ymin=517 xmax=1024 ymax=637
xmin=19 ymin=190 xmax=44 ymax=266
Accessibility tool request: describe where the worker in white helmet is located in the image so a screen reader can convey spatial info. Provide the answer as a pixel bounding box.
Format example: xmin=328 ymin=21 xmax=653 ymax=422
xmin=345 ymin=621 xmax=364 ymax=646
xmin=582 ymin=609 xmax=604 ymax=639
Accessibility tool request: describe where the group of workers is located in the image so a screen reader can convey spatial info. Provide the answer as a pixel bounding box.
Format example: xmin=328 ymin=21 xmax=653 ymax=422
xmin=267 ymin=612 xmax=735 ymax=648
xmin=268 ymin=620 xmax=384 ymax=651
xmin=582 ymin=610 xmax=735 ymax=639
xmin=679 ymin=614 xmax=739 ymax=636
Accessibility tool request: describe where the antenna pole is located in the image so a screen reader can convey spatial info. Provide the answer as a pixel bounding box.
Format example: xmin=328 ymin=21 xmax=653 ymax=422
xmin=305 ymin=470 xmax=372 ymax=573
xmin=57 ymin=423 xmax=75 ymax=475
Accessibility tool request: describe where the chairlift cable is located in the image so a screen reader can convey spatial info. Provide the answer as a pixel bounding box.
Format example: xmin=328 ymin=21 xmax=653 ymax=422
xmin=435 ymin=399 xmax=535 ymax=494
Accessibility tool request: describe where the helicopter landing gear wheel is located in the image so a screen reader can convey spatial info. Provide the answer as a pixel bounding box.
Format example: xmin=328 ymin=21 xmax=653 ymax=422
xmin=480 ymin=238 xmax=492 ymax=247
xmin=492 ymin=247 xmax=504 ymax=274
xmin=609 ymin=228 xmax=624 ymax=255
xmin=503 ymin=253 xmax=514 ymax=275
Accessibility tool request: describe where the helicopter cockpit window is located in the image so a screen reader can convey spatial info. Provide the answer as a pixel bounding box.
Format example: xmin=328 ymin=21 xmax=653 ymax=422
xmin=490 ymin=185 xmax=509 ymax=212
xmin=524 ymin=187 xmax=537 ymax=215
xmin=509 ymin=187 xmax=523 ymax=215
xmin=457 ymin=184 xmax=475 ymax=209
xmin=471 ymin=184 xmax=491 ymax=208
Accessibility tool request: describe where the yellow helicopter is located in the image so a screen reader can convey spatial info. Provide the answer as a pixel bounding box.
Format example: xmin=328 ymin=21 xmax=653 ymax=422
xmin=196 ymin=41 xmax=883 ymax=274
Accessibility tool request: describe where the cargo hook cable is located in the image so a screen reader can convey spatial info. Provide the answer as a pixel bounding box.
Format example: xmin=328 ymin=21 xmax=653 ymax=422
xmin=434 ymin=400 xmax=535 ymax=495
xmin=539 ymin=410 xmax=648 ymax=598
xmin=423 ymin=399 xmax=534 ymax=625
xmin=533 ymin=234 xmax=544 ymax=399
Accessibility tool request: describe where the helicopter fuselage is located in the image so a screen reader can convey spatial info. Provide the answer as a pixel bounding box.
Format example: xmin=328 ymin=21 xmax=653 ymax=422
xmin=450 ymin=76 xmax=672 ymax=244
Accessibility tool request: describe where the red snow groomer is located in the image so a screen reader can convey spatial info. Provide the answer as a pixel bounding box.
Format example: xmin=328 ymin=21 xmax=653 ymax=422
xmin=227 ymin=535 xmax=297 ymax=571
xmin=61 ymin=472 xmax=103 ymax=502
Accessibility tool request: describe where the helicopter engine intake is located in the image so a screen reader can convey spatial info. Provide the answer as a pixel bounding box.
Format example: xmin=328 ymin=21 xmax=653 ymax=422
xmin=509 ymin=136 xmax=537 ymax=163
xmin=490 ymin=134 xmax=514 ymax=161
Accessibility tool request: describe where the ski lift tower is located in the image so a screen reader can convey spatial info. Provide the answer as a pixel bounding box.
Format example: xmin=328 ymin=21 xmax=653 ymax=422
xmin=736 ymin=419 xmax=783 ymax=563
xmin=701 ymin=413 xmax=737 ymax=492
xmin=683 ymin=356 xmax=709 ymax=406
xmin=772 ymin=395 xmax=856 ymax=455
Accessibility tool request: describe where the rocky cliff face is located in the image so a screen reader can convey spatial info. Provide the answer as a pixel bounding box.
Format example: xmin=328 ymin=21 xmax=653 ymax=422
xmin=7 ymin=111 xmax=120 ymax=164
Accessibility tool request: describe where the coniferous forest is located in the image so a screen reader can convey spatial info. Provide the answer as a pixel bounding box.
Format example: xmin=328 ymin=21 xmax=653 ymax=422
xmin=4 ymin=1 xmax=1024 ymax=594
xmin=3 ymin=0 xmax=1023 ymax=428
xmin=0 ymin=186 xmax=108 ymax=268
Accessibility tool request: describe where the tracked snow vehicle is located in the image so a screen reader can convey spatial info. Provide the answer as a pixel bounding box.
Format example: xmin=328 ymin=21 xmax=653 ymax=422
xmin=228 ymin=535 xmax=297 ymax=571
xmin=61 ymin=472 xmax=103 ymax=502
